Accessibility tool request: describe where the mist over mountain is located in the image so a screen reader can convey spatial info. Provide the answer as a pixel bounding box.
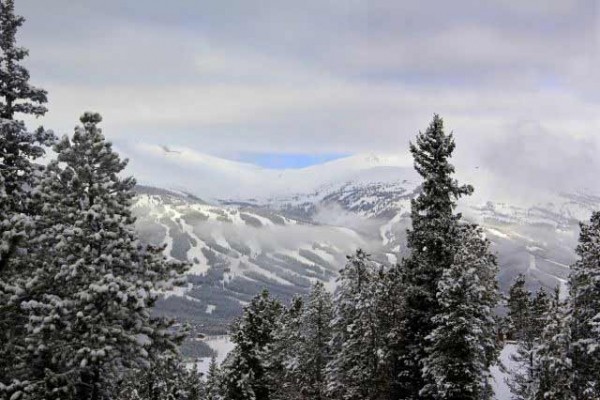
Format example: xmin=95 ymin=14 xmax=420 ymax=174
xmin=132 ymin=151 xmax=600 ymax=334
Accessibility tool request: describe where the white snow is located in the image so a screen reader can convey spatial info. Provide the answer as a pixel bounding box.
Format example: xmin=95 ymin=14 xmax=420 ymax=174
xmin=380 ymin=212 xmax=402 ymax=245
xmin=386 ymin=252 xmax=397 ymax=265
xmin=491 ymin=343 xmax=518 ymax=400
xmin=311 ymin=247 xmax=338 ymax=265
xmin=279 ymin=249 xmax=318 ymax=267
xmin=132 ymin=148 xmax=417 ymax=202
xmin=526 ymin=245 xmax=543 ymax=252
xmin=188 ymin=336 xmax=235 ymax=376
xmin=179 ymin=217 xmax=210 ymax=275
xmin=487 ymin=228 xmax=510 ymax=239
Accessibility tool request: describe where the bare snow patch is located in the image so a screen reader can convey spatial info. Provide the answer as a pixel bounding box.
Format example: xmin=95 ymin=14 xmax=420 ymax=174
xmin=491 ymin=343 xmax=517 ymax=400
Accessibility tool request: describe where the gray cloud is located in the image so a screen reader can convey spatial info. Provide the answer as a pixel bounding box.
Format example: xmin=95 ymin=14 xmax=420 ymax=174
xmin=480 ymin=121 xmax=600 ymax=195
xmin=14 ymin=0 xmax=600 ymax=196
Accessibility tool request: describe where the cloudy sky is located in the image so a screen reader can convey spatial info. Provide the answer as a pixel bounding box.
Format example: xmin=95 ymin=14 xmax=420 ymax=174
xmin=15 ymin=0 xmax=600 ymax=196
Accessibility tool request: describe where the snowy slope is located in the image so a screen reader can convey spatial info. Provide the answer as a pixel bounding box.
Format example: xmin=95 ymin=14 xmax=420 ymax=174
xmin=133 ymin=186 xmax=371 ymax=334
xmin=134 ymin=184 xmax=597 ymax=337
xmin=187 ymin=336 xmax=235 ymax=376
xmin=130 ymin=152 xmax=599 ymax=335
xmin=491 ymin=344 xmax=518 ymax=400
xmin=130 ymin=146 xmax=416 ymax=202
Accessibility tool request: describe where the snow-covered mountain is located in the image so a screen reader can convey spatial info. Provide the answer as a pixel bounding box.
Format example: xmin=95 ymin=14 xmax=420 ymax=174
xmin=129 ymin=145 xmax=416 ymax=201
xmin=133 ymin=186 xmax=368 ymax=334
xmin=130 ymin=151 xmax=600 ymax=334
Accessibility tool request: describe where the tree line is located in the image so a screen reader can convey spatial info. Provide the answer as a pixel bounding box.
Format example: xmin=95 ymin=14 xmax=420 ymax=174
xmin=1 ymin=1 xmax=599 ymax=399
xmin=505 ymin=217 xmax=600 ymax=400
xmin=202 ymin=113 xmax=500 ymax=400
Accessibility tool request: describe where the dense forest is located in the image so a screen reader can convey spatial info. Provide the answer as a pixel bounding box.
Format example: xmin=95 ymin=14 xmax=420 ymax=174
xmin=1 ymin=1 xmax=599 ymax=399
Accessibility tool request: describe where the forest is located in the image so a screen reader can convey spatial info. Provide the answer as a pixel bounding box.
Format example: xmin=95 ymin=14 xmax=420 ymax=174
xmin=1 ymin=1 xmax=599 ymax=399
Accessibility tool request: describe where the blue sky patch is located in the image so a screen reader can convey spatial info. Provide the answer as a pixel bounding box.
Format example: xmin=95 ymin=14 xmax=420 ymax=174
xmin=235 ymin=152 xmax=350 ymax=169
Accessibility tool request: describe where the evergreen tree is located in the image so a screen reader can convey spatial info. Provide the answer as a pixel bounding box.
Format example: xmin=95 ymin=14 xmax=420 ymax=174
xmin=117 ymin=354 xmax=204 ymax=400
xmin=569 ymin=211 xmax=600 ymax=399
xmin=398 ymin=114 xmax=473 ymax=398
xmin=181 ymin=364 xmax=204 ymax=400
xmin=204 ymin=357 xmax=223 ymax=400
xmin=507 ymin=276 xmax=537 ymax=400
xmin=534 ymin=287 xmax=573 ymax=400
xmin=0 ymin=0 xmax=52 ymax=269
xmin=221 ymin=290 xmax=283 ymax=400
xmin=19 ymin=113 xmax=188 ymax=399
xmin=0 ymin=1 xmax=54 ymax=395
xmin=507 ymin=279 xmax=556 ymax=400
xmin=326 ymin=249 xmax=385 ymax=400
xmin=530 ymin=287 xmax=550 ymax=340
xmin=376 ymin=264 xmax=407 ymax=399
xmin=268 ymin=295 xmax=304 ymax=400
xmin=295 ymin=282 xmax=333 ymax=400
xmin=420 ymin=225 xmax=499 ymax=400
xmin=507 ymin=274 xmax=531 ymax=341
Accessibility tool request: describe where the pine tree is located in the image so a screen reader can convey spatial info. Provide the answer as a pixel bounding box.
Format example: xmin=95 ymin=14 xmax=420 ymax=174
xmin=0 ymin=0 xmax=52 ymax=269
xmin=117 ymin=354 xmax=204 ymax=400
xmin=326 ymin=249 xmax=385 ymax=400
xmin=0 ymin=1 xmax=54 ymax=396
xmin=204 ymin=357 xmax=223 ymax=400
xmin=507 ymin=279 xmax=557 ymax=400
xmin=397 ymin=114 xmax=473 ymax=398
xmin=19 ymin=113 xmax=188 ymax=400
xmin=534 ymin=287 xmax=573 ymax=400
xmin=295 ymin=282 xmax=333 ymax=400
xmin=530 ymin=287 xmax=550 ymax=340
xmin=420 ymin=224 xmax=499 ymax=400
xmin=569 ymin=211 xmax=600 ymax=399
xmin=507 ymin=274 xmax=531 ymax=342
xmin=376 ymin=264 xmax=407 ymax=399
xmin=181 ymin=364 xmax=204 ymax=400
xmin=221 ymin=290 xmax=283 ymax=400
xmin=507 ymin=275 xmax=537 ymax=400
xmin=268 ymin=295 xmax=304 ymax=400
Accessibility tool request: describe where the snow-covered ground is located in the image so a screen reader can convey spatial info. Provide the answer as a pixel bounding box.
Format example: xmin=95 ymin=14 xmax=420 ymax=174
xmin=188 ymin=336 xmax=234 ymax=376
xmin=491 ymin=343 xmax=518 ymax=400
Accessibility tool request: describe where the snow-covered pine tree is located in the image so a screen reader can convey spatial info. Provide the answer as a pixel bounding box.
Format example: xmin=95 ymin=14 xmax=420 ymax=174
xmin=295 ymin=281 xmax=333 ymax=400
xmin=0 ymin=0 xmax=54 ymax=394
xmin=420 ymin=224 xmax=499 ymax=400
xmin=507 ymin=274 xmax=531 ymax=341
xmin=221 ymin=290 xmax=283 ymax=400
xmin=530 ymin=287 xmax=550 ymax=340
xmin=204 ymin=356 xmax=223 ymax=400
xmin=19 ymin=113 xmax=188 ymax=400
xmin=267 ymin=295 xmax=304 ymax=400
xmin=326 ymin=249 xmax=386 ymax=400
xmin=534 ymin=286 xmax=573 ymax=400
xmin=117 ymin=353 xmax=203 ymax=400
xmin=120 ymin=353 xmax=205 ymax=400
xmin=398 ymin=114 xmax=473 ymax=398
xmin=375 ymin=263 xmax=407 ymax=399
xmin=569 ymin=211 xmax=600 ymax=399
xmin=0 ymin=0 xmax=52 ymax=270
xmin=507 ymin=275 xmax=537 ymax=400
xmin=180 ymin=363 xmax=204 ymax=400
xmin=507 ymin=279 xmax=557 ymax=400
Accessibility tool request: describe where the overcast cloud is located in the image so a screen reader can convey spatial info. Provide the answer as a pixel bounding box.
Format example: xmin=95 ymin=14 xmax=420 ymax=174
xmin=16 ymin=0 xmax=600 ymax=196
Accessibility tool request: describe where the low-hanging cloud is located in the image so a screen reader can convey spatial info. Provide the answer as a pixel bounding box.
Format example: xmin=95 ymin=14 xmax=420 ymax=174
xmin=482 ymin=121 xmax=599 ymax=197
xmin=14 ymin=0 xmax=600 ymax=200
